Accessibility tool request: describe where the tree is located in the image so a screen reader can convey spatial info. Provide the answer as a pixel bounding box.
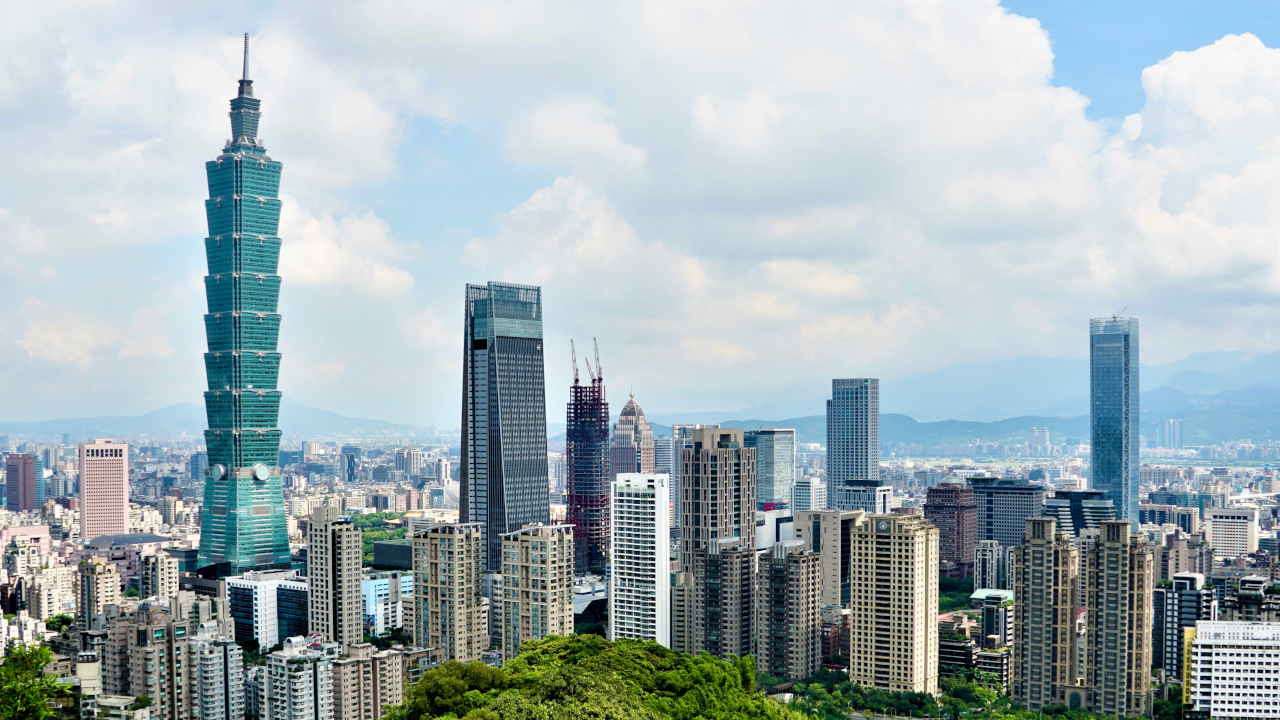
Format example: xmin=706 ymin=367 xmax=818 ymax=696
xmin=43 ymin=616 xmax=74 ymax=633
xmin=0 ymin=644 xmax=71 ymax=720
xmin=128 ymin=695 xmax=153 ymax=711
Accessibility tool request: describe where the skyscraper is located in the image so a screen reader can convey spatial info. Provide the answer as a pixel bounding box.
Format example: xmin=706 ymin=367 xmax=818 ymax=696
xmin=566 ymin=341 xmax=611 ymax=574
xmin=79 ymin=440 xmax=129 ymax=540
xmin=461 ymin=282 xmax=551 ymax=572
xmin=1082 ymin=521 xmax=1154 ymax=718
xmin=198 ymin=35 xmax=290 ymax=573
xmin=1153 ymin=572 xmax=1212 ymax=675
xmin=1090 ymin=316 xmax=1139 ymax=525
xmin=609 ymin=473 xmax=671 ymax=646
xmin=828 ymin=379 xmax=886 ymax=511
xmin=745 ymin=428 xmax=796 ymax=507
xmin=969 ymin=476 xmax=1047 ymax=547
xmin=671 ymin=423 xmax=720 ymax=531
xmin=756 ymin=540 xmax=821 ymax=681
xmin=4 ymin=453 xmax=38 ymax=512
xmin=611 ymin=391 xmax=656 ymax=478
xmin=1041 ymin=490 xmax=1116 ymax=537
xmin=678 ymin=428 xmax=757 ymax=571
xmin=308 ymin=506 xmax=364 ymax=648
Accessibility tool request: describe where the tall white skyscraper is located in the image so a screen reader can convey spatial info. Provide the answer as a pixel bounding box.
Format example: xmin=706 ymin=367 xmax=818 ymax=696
xmin=79 ymin=439 xmax=129 ymax=540
xmin=609 ymin=473 xmax=671 ymax=646
xmin=827 ymin=379 xmax=885 ymax=511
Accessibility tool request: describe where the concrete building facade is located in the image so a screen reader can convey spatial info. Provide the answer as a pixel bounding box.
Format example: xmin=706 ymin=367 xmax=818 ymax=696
xmin=412 ymin=522 xmax=485 ymax=662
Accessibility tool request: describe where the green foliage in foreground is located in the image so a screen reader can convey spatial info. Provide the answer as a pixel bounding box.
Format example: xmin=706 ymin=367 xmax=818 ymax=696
xmin=386 ymin=634 xmax=807 ymax=720
xmin=0 ymin=644 xmax=71 ymax=720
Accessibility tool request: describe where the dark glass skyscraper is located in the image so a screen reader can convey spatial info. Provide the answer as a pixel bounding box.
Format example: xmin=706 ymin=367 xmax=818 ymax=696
xmin=566 ymin=343 xmax=610 ymax=574
xmin=1090 ymin=316 xmax=1139 ymax=525
xmin=197 ymin=36 xmax=290 ymax=573
xmin=461 ymin=282 xmax=551 ymax=571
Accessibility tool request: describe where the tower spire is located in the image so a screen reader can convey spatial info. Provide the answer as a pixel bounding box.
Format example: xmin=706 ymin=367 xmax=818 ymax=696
xmin=238 ymin=33 xmax=254 ymax=98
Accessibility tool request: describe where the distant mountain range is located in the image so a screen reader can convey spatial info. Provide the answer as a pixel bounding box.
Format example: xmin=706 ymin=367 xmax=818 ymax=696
xmin=11 ymin=350 xmax=1280 ymax=447
xmin=0 ymin=397 xmax=418 ymax=442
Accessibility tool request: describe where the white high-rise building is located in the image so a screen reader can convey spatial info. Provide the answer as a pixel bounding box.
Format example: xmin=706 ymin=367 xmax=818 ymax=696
xmin=973 ymin=540 xmax=1013 ymax=591
xmin=793 ymin=476 xmax=827 ymax=512
xmin=1186 ymin=622 xmax=1280 ymax=719
xmin=191 ymin=621 xmax=245 ymax=720
xmin=827 ymin=378 xmax=882 ymax=511
xmin=309 ymin=506 xmax=364 ymax=648
xmin=266 ymin=635 xmax=340 ymax=720
xmin=140 ymin=552 xmax=179 ymax=601
xmin=608 ymin=473 xmax=671 ymax=646
xmin=79 ymin=439 xmax=129 ymax=540
xmin=1206 ymin=508 xmax=1259 ymax=559
xmin=226 ymin=569 xmax=308 ymax=650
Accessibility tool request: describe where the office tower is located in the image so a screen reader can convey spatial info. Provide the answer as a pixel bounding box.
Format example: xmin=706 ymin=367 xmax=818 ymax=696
xmin=969 ymin=477 xmax=1047 ymax=547
xmin=1041 ymin=490 xmax=1116 ymax=537
xmin=198 ymin=37 xmax=290 ymax=574
xmin=793 ymin=509 xmax=865 ymax=608
xmin=79 ymin=557 xmax=120 ymax=631
xmin=1157 ymin=418 xmax=1183 ymax=450
xmin=1184 ymin=622 xmax=1280 ymax=717
xmin=1090 ymin=316 xmax=1139 ymax=525
xmin=394 ymin=448 xmax=424 ymax=476
xmin=332 ymin=643 xmax=403 ymax=720
xmin=189 ymin=451 xmax=209 ymax=481
xmin=500 ymin=524 xmax=573 ymax=660
xmin=5 ymin=453 xmax=37 ymax=512
xmin=1206 ymin=507 xmax=1259 ymax=559
xmin=609 ymin=474 xmax=671 ymax=646
xmin=973 ymin=540 xmax=1013 ymax=591
xmin=828 ymin=378 xmax=883 ymax=511
xmin=745 ymin=428 xmax=796 ymax=507
xmin=265 ymin=636 xmax=340 ymax=720
xmin=461 ymin=282 xmax=551 ymax=572
xmin=226 ymin=569 xmax=308 ymax=648
xmin=339 ymin=446 xmax=361 ymax=486
xmin=308 ymin=506 xmax=364 ymax=648
xmin=191 ymin=622 xmax=246 ymax=720
xmin=412 ymin=523 xmax=485 ymax=662
xmin=1010 ymin=517 xmax=1078 ymax=711
xmin=611 ymin=390 xmax=656 ymax=477
xmin=846 ymin=514 xmax=939 ymax=694
xmin=140 ymin=553 xmax=180 ymax=600
xmin=653 ymin=435 xmax=674 ymax=476
xmin=1028 ymin=426 xmax=1050 ymax=455
xmin=1159 ymin=532 xmax=1214 ymax=580
xmin=1082 ymin=521 xmax=1154 ymax=718
xmin=923 ymin=480 xmax=977 ymax=576
xmin=1153 ymin=572 xmax=1212 ymax=675
xmin=756 ymin=541 xmax=821 ymax=681
xmin=566 ymin=344 xmax=611 ymax=575
xmin=1138 ymin=504 xmax=1199 ymax=534
xmin=792 ymin=476 xmax=827 ymax=512
xmin=671 ymin=424 xmax=720 ymax=530
xmin=678 ymin=428 xmax=757 ymax=569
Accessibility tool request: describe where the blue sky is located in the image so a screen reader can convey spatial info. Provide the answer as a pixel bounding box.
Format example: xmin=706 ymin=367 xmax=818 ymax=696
xmin=4 ymin=1 xmax=1280 ymax=427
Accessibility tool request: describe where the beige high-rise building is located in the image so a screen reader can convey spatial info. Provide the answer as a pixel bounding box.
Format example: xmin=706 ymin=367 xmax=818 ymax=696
xmin=1082 ymin=521 xmax=1154 ymax=718
xmin=308 ymin=505 xmax=364 ymax=648
xmin=1011 ymin=517 xmax=1079 ymax=711
xmin=679 ymin=428 xmax=757 ymax=571
xmin=413 ymin=522 xmax=485 ymax=661
xmin=79 ymin=439 xmax=130 ymax=540
xmin=846 ymin=513 xmax=939 ymax=694
xmin=756 ymin=540 xmax=821 ymax=681
xmin=103 ymin=605 xmax=194 ymax=720
xmin=79 ymin=557 xmax=120 ymax=631
xmin=793 ymin=508 xmax=866 ymax=608
xmin=332 ymin=642 xmax=403 ymax=720
xmin=500 ymin=523 xmax=573 ymax=660
xmin=140 ymin=553 xmax=180 ymax=601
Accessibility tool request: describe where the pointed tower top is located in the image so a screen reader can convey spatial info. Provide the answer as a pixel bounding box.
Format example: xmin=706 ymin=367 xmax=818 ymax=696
xmin=238 ymin=33 xmax=254 ymax=98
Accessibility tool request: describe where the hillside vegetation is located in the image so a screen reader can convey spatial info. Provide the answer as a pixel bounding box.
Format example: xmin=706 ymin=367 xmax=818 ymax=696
xmin=385 ymin=634 xmax=805 ymax=720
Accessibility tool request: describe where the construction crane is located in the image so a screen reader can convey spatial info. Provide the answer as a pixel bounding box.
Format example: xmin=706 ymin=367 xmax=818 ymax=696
xmin=570 ymin=339 xmax=579 ymax=385
xmin=593 ymin=338 xmax=602 ymax=381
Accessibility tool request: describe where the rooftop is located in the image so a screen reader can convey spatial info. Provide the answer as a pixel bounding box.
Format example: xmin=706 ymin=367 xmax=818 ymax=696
xmin=86 ymin=533 xmax=171 ymax=549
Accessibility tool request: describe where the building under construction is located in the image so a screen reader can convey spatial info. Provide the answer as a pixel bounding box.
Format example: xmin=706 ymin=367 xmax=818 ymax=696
xmin=566 ymin=340 xmax=611 ymax=574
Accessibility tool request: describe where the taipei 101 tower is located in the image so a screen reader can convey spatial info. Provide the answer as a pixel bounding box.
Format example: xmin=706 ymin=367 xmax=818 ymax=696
xmin=197 ymin=35 xmax=290 ymax=574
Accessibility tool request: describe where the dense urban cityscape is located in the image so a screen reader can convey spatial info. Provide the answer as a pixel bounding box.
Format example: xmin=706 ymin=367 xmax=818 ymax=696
xmin=5 ymin=11 xmax=1280 ymax=720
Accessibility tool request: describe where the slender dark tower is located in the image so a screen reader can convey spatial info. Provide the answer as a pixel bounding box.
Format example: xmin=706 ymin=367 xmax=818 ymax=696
xmin=197 ymin=34 xmax=290 ymax=574
xmin=566 ymin=340 xmax=610 ymax=574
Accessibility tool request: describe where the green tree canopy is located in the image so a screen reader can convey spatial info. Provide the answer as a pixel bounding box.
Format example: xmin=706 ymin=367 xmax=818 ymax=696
xmin=0 ymin=644 xmax=71 ymax=720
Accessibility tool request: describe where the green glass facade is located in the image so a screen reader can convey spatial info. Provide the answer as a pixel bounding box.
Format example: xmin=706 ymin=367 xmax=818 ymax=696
xmin=197 ymin=48 xmax=290 ymax=573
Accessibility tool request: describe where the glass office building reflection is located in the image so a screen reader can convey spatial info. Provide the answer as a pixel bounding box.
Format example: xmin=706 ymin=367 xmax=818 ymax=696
xmin=1090 ymin=317 xmax=1139 ymax=525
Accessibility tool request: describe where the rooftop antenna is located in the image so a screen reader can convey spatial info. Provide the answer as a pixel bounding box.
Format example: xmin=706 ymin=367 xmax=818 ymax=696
xmin=570 ymin=340 xmax=580 ymax=385
xmin=242 ymin=33 xmax=250 ymax=80
xmin=593 ymin=338 xmax=602 ymax=382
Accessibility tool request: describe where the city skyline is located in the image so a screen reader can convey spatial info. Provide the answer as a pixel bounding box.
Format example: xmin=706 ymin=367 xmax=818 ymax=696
xmin=6 ymin=6 xmax=1280 ymax=428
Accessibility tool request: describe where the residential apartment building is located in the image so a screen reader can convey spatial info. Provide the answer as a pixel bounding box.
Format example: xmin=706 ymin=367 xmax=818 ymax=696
xmin=1010 ymin=517 xmax=1078 ymax=711
xmin=191 ymin=622 xmax=245 ymax=720
xmin=608 ymin=473 xmax=671 ymax=646
xmin=756 ymin=540 xmax=821 ymax=681
xmin=1082 ymin=521 xmax=1154 ymax=718
xmin=332 ymin=643 xmax=403 ymax=720
xmin=79 ymin=557 xmax=121 ymax=631
xmin=793 ymin=509 xmax=866 ymax=608
xmin=412 ymin=522 xmax=485 ymax=662
xmin=308 ymin=506 xmax=364 ymax=648
xmin=500 ymin=523 xmax=574 ymax=660
xmin=973 ymin=540 xmax=1013 ymax=591
xmin=102 ymin=605 xmax=194 ymax=720
xmin=140 ymin=553 xmax=180 ymax=601
xmin=1153 ymin=572 xmax=1213 ymax=676
xmin=846 ymin=514 xmax=939 ymax=694
xmin=264 ymin=635 xmax=340 ymax=720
